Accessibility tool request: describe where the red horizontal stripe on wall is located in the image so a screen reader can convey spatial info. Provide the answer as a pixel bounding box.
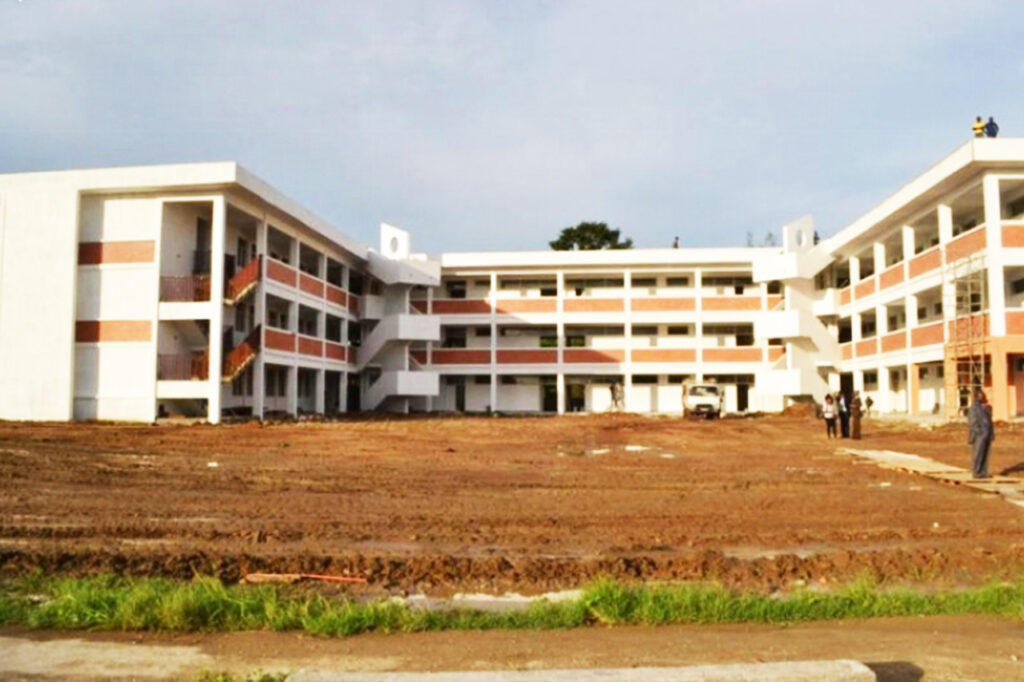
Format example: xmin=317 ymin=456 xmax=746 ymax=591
xmin=78 ymin=241 xmax=155 ymax=265
xmin=75 ymin=320 xmax=151 ymax=342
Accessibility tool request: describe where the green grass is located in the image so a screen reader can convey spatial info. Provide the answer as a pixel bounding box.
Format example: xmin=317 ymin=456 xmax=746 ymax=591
xmin=1 ymin=574 xmax=1023 ymax=637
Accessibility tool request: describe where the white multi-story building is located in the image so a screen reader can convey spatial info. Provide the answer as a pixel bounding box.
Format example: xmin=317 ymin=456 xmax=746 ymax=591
xmin=3 ymin=138 xmax=1024 ymax=422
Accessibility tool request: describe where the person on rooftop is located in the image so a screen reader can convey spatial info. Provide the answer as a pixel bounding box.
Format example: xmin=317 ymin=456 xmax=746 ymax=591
xmin=985 ymin=117 xmax=999 ymax=138
xmin=972 ymin=116 xmax=985 ymax=138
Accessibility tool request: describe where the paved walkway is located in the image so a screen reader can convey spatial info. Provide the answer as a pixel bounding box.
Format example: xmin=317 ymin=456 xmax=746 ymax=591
xmin=839 ymin=447 xmax=1024 ymax=509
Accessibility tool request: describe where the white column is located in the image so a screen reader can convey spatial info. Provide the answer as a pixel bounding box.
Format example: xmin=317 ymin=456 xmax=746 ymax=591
xmin=207 ymin=197 xmax=226 ymax=424
xmin=694 ymin=269 xmax=703 ymax=381
xmin=556 ymin=271 xmax=565 ymax=414
xmin=937 ymin=204 xmax=954 ymax=244
xmin=851 ymin=312 xmax=863 ymax=342
xmin=314 ymin=368 xmax=325 ymax=414
xmin=286 ymin=366 xmax=298 ymax=416
xmin=877 ymin=362 xmax=892 ymax=413
xmin=873 ymin=242 xmax=886 ymax=272
xmin=984 ymin=174 xmax=1006 ymax=336
xmin=853 ymin=369 xmax=865 ymax=393
xmin=253 ymin=215 xmax=267 ymax=420
xmin=489 ymin=272 xmax=498 ymax=412
xmin=849 ymin=256 xmax=861 ymax=283
xmin=623 ymin=269 xmax=632 ymax=412
xmin=902 ymin=225 xmax=916 ymax=262
xmin=425 ymin=284 xmax=434 ymax=412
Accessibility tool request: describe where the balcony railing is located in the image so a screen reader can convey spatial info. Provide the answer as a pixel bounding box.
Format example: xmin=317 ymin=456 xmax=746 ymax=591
xmin=160 ymin=275 xmax=211 ymax=302
xmin=158 ymin=352 xmax=209 ymax=381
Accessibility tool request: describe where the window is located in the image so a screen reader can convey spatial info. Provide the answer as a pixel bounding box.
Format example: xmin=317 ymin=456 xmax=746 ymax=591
xmin=667 ymin=325 xmax=690 ymax=335
xmin=298 ymin=371 xmax=316 ymax=399
xmin=540 ymin=335 xmax=558 ymax=348
xmin=632 ymin=277 xmax=657 ymax=288
xmin=632 ymin=375 xmax=658 ymax=384
xmin=767 ymin=280 xmax=782 ymax=294
xmin=265 ymin=366 xmax=287 ymax=398
xmin=442 ymin=328 xmax=467 ymax=348
xmin=474 ymin=326 xmax=491 ymax=337
xmin=933 ymin=302 xmax=942 ymax=316
xmin=446 ymin=281 xmax=466 ymax=299
xmin=864 ymin=371 xmax=878 ymax=387
xmin=666 ymin=374 xmax=692 ymax=384
xmin=473 ymin=375 xmax=491 ymax=384
xmin=665 ymin=276 xmax=690 ymax=287
xmin=632 ymin=326 xmax=658 ymax=336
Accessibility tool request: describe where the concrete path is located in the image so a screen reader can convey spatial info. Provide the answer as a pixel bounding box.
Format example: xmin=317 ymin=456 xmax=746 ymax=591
xmin=291 ymin=660 xmax=875 ymax=681
xmin=840 ymin=447 xmax=1024 ymax=508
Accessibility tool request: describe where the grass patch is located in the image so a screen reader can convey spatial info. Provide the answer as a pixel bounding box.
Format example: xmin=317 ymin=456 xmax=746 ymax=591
xmin=1 ymin=574 xmax=1023 ymax=636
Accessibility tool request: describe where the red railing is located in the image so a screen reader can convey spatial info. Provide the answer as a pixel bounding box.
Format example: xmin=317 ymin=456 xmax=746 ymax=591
xmin=225 ymin=255 xmax=262 ymax=302
xmin=160 ymin=275 xmax=211 ymax=302
xmin=223 ymin=325 xmax=261 ymax=381
xmin=158 ymin=352 xmax=209 ymax=381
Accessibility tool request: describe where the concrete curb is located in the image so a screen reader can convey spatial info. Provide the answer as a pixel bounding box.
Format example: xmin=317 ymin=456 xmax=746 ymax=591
xmin=290 ymin=659 xmax=876 ymax=681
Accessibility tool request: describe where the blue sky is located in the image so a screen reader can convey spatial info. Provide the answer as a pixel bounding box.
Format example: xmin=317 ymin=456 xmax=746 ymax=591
xmin=1 ymin=0 xmax=1020 ymax=253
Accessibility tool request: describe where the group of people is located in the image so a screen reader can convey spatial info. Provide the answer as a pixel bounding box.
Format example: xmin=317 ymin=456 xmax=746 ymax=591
xmin=821 ymin=391 xmax=868 ymax=440
xmin=973 ymin=116 xmax=999 ymax=138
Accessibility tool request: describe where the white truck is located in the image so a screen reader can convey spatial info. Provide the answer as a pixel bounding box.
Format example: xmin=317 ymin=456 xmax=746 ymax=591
xmin=682 ymin=382 xmax=724 ymax=419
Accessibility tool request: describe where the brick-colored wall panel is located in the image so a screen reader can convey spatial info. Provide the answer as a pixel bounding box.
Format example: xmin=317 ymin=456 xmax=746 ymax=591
xmin=1007 ymin=311 xmax=1024 ymax=335
xmin=410 ymin=299 xmax=428 ymax=313
xmin=631 ymin=297 xmax=695 ymax=312
xmin=841 ymin=343 xmax=852 ymax=360
xmin=1003 ymin=224 xmax=1024 ymax=248
xmin=265 ymin=329 xmax=296 ymax=352
xmin=632 ymin=348 xmax=697 ymax=362
xmin=908 ymin=248 xmax=941 ymax=279
xmin=348 ymin=295 xmax=361 ymax=315
xmin=432 ymin=299 xmax=491 ymax=314
xmin=496 ymin=349 xmax=557 ymax=363
xmin=564 ymin=298 xmax=624 ymax=313
xmin=854 ymin=277 xmax=876 ymax=300
xmin=881 ymin=331 xmax=907 ymax=353
xmin=409 ymin=349 xmax=427 ymax=364
xmin=299 ymin=273 xmax=324 ymax=297
xmin=324 ymin=342 xmax=347 ymax=361
xmin=266 ymin=259 xmax=297 ymax=287
xmin=702 ymin=297 xmax=761 ymax=311
xmin=879 ymin=265 xmax=904 ymax=290
xmin=839 ymin=288 xmax=851 ymax=306
xmin=703 ymin=347 xmax=763 ymax=362
xmin=767 ymin=347 xmax=785 ymax=362
xmin=854 ymin=338 xmax=878 ymax=357
xmin=431 ymin=349 xmax=491 ymax=364
xmin=297 ymin=336 xmax=324 ymax=357
xmin=766 ymin=296 xmax=784 ymax=309
xmin=945 ymin=227 xmax=986 ymax=263
xmin=495 ymin=299 xmax=557 ymax=314
xmin=563 ymin=348 xmax=625 ymax=363
xmin=75 ymin=320 xmax=151 ymax=342
xmin=910 ymin=322 xmax=944 ymax=347
xmin=78 ymin=241 xmax=155 ymax=265
xmin=947 ymin=314 xmax=989 ymax=340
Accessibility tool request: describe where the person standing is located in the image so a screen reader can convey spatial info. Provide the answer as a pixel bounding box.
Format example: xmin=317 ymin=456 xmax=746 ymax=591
xmin=822 ymin=394 xmax=838 ymax=439
xmin=968 ymin=389 xmax=995 ymax=478
xmin=610 ymin=381 xmax=624 ymax=412
xmin=985 ymin=117 xmax=1000 ymax=138
xmin=850 ymin=391 xmax=864 ymax=440
xmin=837 ymin=392 xmax=851 ymax=438
xmin=973 ymin=116 xmax=986 ymax=138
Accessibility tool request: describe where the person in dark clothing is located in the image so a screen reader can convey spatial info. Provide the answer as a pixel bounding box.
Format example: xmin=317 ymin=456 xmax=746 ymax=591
xmin=985 ymin=117 xmax=999 ymax=138
xmin=837 ymin=392 xmax=850 ymax=438
xmin=850 ymin=391 xmax=864 ymax=440
xmin=968 ymin=389 xmax=995 ymax=478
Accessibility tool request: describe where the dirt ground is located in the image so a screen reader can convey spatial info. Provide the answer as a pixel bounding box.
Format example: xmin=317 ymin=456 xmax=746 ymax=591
xmin=2 ymin=413 xmax=1024 ymax=595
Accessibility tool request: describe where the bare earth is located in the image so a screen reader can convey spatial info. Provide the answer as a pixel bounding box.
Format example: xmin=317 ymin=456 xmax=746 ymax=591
xmin=2 ymin=413 xmax=1023 ymax=595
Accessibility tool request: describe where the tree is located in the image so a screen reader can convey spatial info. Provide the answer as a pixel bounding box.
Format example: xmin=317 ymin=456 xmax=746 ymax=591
xmin=549 ymin=222 xmax=634 ymax=251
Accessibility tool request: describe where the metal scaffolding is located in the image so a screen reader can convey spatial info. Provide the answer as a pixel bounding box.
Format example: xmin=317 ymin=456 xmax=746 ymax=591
xmin=943 ymin=253 xmax=988 ymax=417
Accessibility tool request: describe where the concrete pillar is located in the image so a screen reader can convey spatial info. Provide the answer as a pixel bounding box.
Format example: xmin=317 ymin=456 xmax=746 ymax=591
xmin=937 ymin=204 xmax=954 ymax=244
xmin=694 ymin=269 xmax=703 ymax=380
xmin=902 ymin=226 xmax=916 ymax=262
xmin=873 ymin=242 xmax=886 ymax=272
xmin=207 ymin=196 xmax=226 ymax=424
xmin=852 ymin=312 xmax=863 ymax=342
xmin=984 ymin=175 xmax=1007 ymax=336
xmin=286 ymin=366 xmax=298 ymax=416
xmin=877 ymin=364 xmax=892 ymax=413
xmin=853 ymin=369 xmax=864 ymax=393
xmin=556 ymin=271 xmax=565 ymax=414
xmin=253 ymin=215 xmax=267 ymax=420
xmin=314 ymin=368 xmax=325 ymax=414
xmin=622 ymin=269 xmax=632 ymax=412
xmin=909 ymin=363 xmax=920 ymax=415
xmin=991 ymin=349 xmax=1009 ymax=421
xmin=556 ymin=372 xmax=565 ymax=415
xmin=849 ymin=256 xmax=861 ymax=284
xmin=489 ymin=272 xmax=497 ymax=412
xmin=425 ymin=284 xmax=434 ymax=412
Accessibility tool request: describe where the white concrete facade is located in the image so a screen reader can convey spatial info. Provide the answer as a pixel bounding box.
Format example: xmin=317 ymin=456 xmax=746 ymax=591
xmin=5 ymin=139 xmax=1024 ymax=421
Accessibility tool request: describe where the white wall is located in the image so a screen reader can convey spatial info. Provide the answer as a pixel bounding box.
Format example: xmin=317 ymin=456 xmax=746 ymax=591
xmin=0 ymin=184 xmax=80 ymax=420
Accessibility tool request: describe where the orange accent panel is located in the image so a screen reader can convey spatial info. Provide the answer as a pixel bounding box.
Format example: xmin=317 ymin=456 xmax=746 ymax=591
xmin=881 ymin=331 xmax=907 ymax=353
xmin=947 ymin=314 xmax=989 ymax=341
xmin=348 ymin=295 xmax=361 ymax=315
xmin=325 ymin=342 xmax=346 ymax=361
xmin=265 ymin=329 xmax=296 ymax=352
xmin=1002 ymin=224 xmax=1024 ymax=248
xmin=564 ymin=298 xmax=624 ymax=313
xmin=839 ymin=288 xmax=851 ymax=306
xmin=494 ymin=299 xmax=557 ymax=314
xmin=854 ymin=277 xmax=876 ymax=300
xmin=911 ymin=322 xmax=944 ymax=347
xmin=702 ymin=297 xmax=761 ymax=311
xmin=299 ymin=273 xmax=324 ymax=297
xmin=879 ymin=265 xmax=904 ymax=290
xmin=325 ymin=285 xmax=347 ymax=306
xmin=432 ymin=299 xmax=491 ymax=314
xmin=631 ymin=297 xmax=696 ymax=312
xmin=1007 ymin=311 xmax=1024 ymax=335
xmin=496 ymin=349 xmax=558 ymax=364
xmin=908 ymin=248 xmax=941 ymax=278
xmin=297 ymin=336 xmax=323 ymax=357
xmin=75 ymin=320 xmax=151 ymax=342
xmin=632 ymin=348 xmax=697 ymax=362
xmin=563 ymin=348 xmax=625 ymax=363
xmin=841 ymin=343 xmax=852 ymax=361
xmin=409 ymin=349 xmax=427 ymax=364
xmin=703 ymin=347 xmax=763 ymax=362
xmin=78 ymin=241 xmax=155 ymax=265
xmin=431 ymin=349 xmax=491 ymax=364
xmin=410 ymin=299 xmax=428 ymax=313
xmin=266 ymin=259 xmax=297 ymax=287
xmin=854 ymin=338 xmax=878 ymax=357
xmin=766 ymin=296 xmax=784 ymax=309
xmin=909 ymin=363 xmax=920 ymax=414
xmin=767 ymin=347 xmax=785 ymax=362
xmin=945 ymin=227 xmax=986 ymax=262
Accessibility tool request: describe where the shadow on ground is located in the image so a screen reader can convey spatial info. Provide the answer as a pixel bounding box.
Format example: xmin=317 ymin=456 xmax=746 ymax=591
xmin=867 ymin=661 xmax=925 ymax=682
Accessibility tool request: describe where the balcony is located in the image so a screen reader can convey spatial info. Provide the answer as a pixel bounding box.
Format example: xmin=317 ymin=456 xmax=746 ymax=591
xmin=160 ymin=275 xmax=211 ymax=302
xmin=158 ymin=352 xmax=209 ymax=381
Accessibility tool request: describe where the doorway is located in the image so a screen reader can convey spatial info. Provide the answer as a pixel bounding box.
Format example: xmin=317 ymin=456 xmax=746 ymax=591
xmin=737 ymin=383 xmax=749 ymax=412
xmin=542 ymin=380 xmax=558 ymax=412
